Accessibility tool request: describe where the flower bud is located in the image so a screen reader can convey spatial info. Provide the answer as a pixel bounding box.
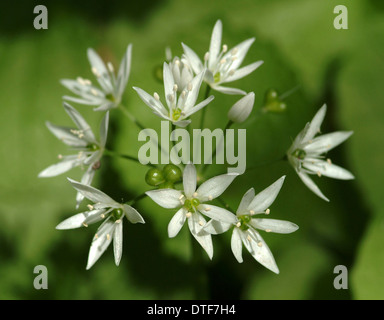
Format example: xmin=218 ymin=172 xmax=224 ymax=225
xmin=228 ymin=92 xmax=255 ymax=123
xmin=145 ymin=168 xmax=165 ymax=186
xmin=262 ymin=89 xmax=286 ymax=113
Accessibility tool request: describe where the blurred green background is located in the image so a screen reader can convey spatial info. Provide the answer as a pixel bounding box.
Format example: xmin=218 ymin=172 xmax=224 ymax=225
xmin=0 ymin=0 xmax=383 ymax=300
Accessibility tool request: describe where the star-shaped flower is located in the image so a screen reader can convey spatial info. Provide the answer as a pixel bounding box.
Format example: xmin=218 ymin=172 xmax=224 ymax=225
xmin=205 ymin=176 xmax=299 ymax=274
xmin=38 ymin=102 xmax=109 ymax=208
xmin=287 ymin=104 xmax=354 ymax=201
xmin=145 ymin=163 xmax=238 ymax=259
xmin=133 ymin=62 xmax=214 ymax=127
xmin=61 ymin=45 xmax=132 ymax=111
xmin=56 ymin=178 xmax=145 ymax=270
xmin=182 ymin=20 xmax=263 ymax=95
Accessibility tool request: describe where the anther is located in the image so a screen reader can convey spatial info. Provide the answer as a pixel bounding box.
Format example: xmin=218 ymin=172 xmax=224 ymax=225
xmin=257 ymin=241 xmax=263 ymax=247
xmin=173 ymin=84 xmax=178 ymax=92
xmin=220 ymin=58 xmax=227 ymax=64
xmin=100 ymin=214 xmax=105 ymax=219
xmin=82 ymin=222 xmax=88 ymax=228
xmin=91 ymin=88 xmax=99 ymax=96
xmin=178 ymin=194 xmax=185 ymax=200
xmin=87 ymin=204 xmax=94 ymax=210
xmin=193 ymin=192 xmax=198 ymax=197
xmin=236 ymin=222 xmax=241 ymax=228
xmin=204 ymin=207 xmax=211 ymax=212
xmin=222 ymin=44 xmax=228 ymax=53
xmin=198 ymin=221 xmax=204 ymax=226
xmin=317 ymin=171 xmax=322 ymax=177
xmin=186 ymin=212 xmax=192 ymax=218
xmin=327 ymin=158 xmax=332 ymax=165
xmin=265 ymin=229 xmax=272 ymax=233
xmin=107 ymin=62 xmax=114 ymax=73
xmin=187 ymin=82 xmax=193 ymax=91
xmin=115 ymin=219 xmax=121 ymax=224
xmin=106 ymin=234 xmax=110 ymax=241
xmin=204 ymin=52 xmax=210 ymax=61
xmin=91 ymin=67 xmax=101 ymax=78
xmin=249 ymin=210 xmax=255 ymax=215
xmin=247 ymin=235 xmax=252 ymax=241
xmin=208 ymin=195 xmax=213 ymax=201
xmin=77 ymin=77 xmax=86 ymax=85
xmin=58 ymin=154 xmax=63 ymax=159
xmin=265 ymin=209 xmax=270 ymax=215
xmin=154 ymin=92 xmax=160 ymax=101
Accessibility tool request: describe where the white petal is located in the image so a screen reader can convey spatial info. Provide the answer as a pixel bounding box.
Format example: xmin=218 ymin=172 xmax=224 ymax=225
xmin=87 ymin=48 xmax=113 ymax=93
xmin=38 ymin=158 xmax=79 ymax=177
xmin=56 ymin=212 xmax=87 ymax=230
xmin=93 ymin=101 xmax=116 ymax=112
xmin=86 ymin=220 xmax=115 ymax=270
xmin=242 ymin=228 xmax=279 ymax=274
xmin=224 ymin=38 xmax=255 ymax=70
xmin=173 ymin=119 xmax=191 ymax=128
xmin=63 ymin=103 xmax=96 ymax=143
xmin=62 ymin=94 xmax=103 ymax=106
xmin=196 ymin=173 xmax=238 ymax=202
xmin=227 ymin=92 xmax=255 ymax=123
xmin=133 ymin=86 xmax=168 ymax=117
xmin=224 ymin=61 xmax=263 ymax=83
xmin=113 ymin=221 xmax=123 ymax=266
xmin=231 ymin=228 xmax=243 ymax=263
xmin=168 ymin=207 xmax=187 ymax=238
xmin=236 ymin=188 xmax=255 ymax=215
xmin=212 ymin=85 xmax=247 ymax=95
xmin=188 ymin=213 xmax=213 ymax=260
xmin=183 ymin=95 xmax=214 ymax=118
xmin=304 ymin=131 xmax=353 ymax=154
xmin=123 ymin=204 xmax=145 ymax=224
xmin=76 ymin=165 xmax=96 ymax=208
xmin=204 ymin=219 xmax=232 ymax=235
xmin=99 ymin=111 xmax=109 ymax=148
xmin=247 ymin=176 xmax=285 ymax=213
xmin=302 ymin=104 xmax=327 ymax=143
xmin=250 ymin=218 xmax=299 ymax=234
xmin=116 ymin=44 xmax=132 ymax=99
xmin=303 ymin=160 xmax=354 ymax=180
xmin=208 ymin=20 xmax=223 ymax=70
xmin=68 ymin=178 xmax=117 ymax=206
xmin=181 ymin=43 xmax=204 ymax=75
xmin=297 ymin=171 xmax=329 ymax=202
xmin=45 ymin=122 xmax=87 ymax=148
xmin=163 ymin=62 xmax=175 ymax=106
xmin=198 ymin=204 xmax=237 ymax=224
xmin=182 ymin=70 xmax=205 ymax=112
xmin=183 ymin=163 xmax=197 ymax=198
xmin=145 ymin=188 xmax=182 ymax=209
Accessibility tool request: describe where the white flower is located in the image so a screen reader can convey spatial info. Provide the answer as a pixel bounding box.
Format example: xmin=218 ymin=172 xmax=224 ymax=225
xmin=227 ymin=92 xmax=255 ymax=123
xmin=133 ymin=62 xmax=214 ymax=127
xmin=61 ymin=45 xmax=132 ymax=111
xmin=169 ymin=56 xmax=194 ymax=92
xmin=205 ymin=176 xmax=298 ymax=274
xmin=38 ymin=102 xmax=109 ymax=208
xmin=145 ymin=163 xmax=238 ymax=259
xmin=182 ymin=20 xmax=263 ymax=95
xmin=56 ymin=178 xmax=145 ymax=270
xmin=287 ymin=104 xmax=354 ymax=202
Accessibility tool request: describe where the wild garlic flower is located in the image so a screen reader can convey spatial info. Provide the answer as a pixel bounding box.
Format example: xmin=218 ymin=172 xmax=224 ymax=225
xmin=145 ymin=163 xmax=238 ymax=259
xmin=205 ymin=176 xmax=298 ymax=274
xmin=182 ymin=20 xmax=263 ymax=95
xmin=133 ymin=62 xmax=214 ymax=127
xmin=56 ymin=178 xmax=145 ymax=270
xmin=38 ymin=102 xmax=109 ymax=208
xmin=287 ymin=104 xmax=354 ymax=202
xmin=169 ymin=56 xmax=194 ymax=92
xmin=61 ymin=45 xmax=132 ymax=111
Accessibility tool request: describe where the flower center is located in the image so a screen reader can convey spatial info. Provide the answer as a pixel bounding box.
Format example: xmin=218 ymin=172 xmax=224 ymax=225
xmin=172 ymin=108 xmax=182 ymax=121
xmin=184 ymin=198 xmax=200 ymax=212
xmin=238 ymin=214 xmax=252 ymax=231
xmin=112 ymin=208 xmax=124 ymax=221
xmin=292 ymin=148 xmax=306 ymax=160
xmin=213 ymin=72 xmax=221 ymax=83
xmin=105 ymin=93 xmax=116 ymax=102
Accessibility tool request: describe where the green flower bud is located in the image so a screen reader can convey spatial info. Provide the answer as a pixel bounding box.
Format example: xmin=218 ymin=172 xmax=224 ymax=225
xmin=263 ymin=88 xmax=287 ymax=113
xmin=145 ymin=168 xmax=165 ymax=186
xmin=162 ymin=164 xmax=182 ymax=182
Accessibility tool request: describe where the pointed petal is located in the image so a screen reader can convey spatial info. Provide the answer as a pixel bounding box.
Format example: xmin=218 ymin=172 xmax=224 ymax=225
xmin=304 ymin=131 xmax=353 ymax=154
xmin=68 ymin=178 xmax=117 ymax=206
xmin=247 ymin=176 xmax=285 ymax=213
xmin=188 ymin=213 xmax=213 ymax=259
xmin=99 ymin=111 xmax=109 ymax=148
xmin=86 ymin=220 xmax=115 ymax=270
xmin=182 ymin=70 xmax=205 ymax=112
xmin=87 ymin=48 xmax=113 ymax=93
xmin=231 ymin=228 xmax=243 ymax=263
xmin=224 ymin=38 xmax=255 ymax=70
xmin=181 ymin=43 xmax=204 ymax=74
xmin=38 ymin=158 xmax=79 ymax=177
xmin=198 ymin=204 xmax=237 ymax=224
xmin=116 ymin=44 xmax=132 ymax=98
xmin=56 ymin=212 xmax=88 ymax=230
xmin=224 ymin=61 xmax=263 ymax=83
xmin=204 ymin=219 xmax=232 ymax=235
xmin=62 ymin=94 xmax=103 ymax=106
xmin=168 ymin=207 xmax=187 ymax=238
xmin=163 ymin=62 xmax=175 ymax=106
xmin=212 ymin=85 xmax=247 ymax=95
xmin=123 ymin=204 xmax=145 ymax=224
xmin=173 ymin=119 xmax=191 ymax=128
xmin=133 ymin=86 xmax=168 ymax=117
xmin=208 ymin=20 xmax=223 ymax=70
xmin=63 ymin=103 xmax=96 ymax=142
xmin=196 ymin=173 xmax=238 ymax=202
xmin=76 ymin=165 xmax=96 ymax=208
xmin=45 ymin=121 xmax=87 ymax=148
xmin=304 ymin=160 xmax=355 ymax=180
xmin=236 ymin=188 xmax=255 ymax=215
xmin=183 ymin=95 xmax=214 ymax=118
xmin=145 ymin=189 xmax=182 ymax=209
xmin=302 ymin=104 xmax=327 ymax=142
xmin=250 ymin=218 xmax=299 ymax=234
xmin=297 ymin=171 xmax=329 ymax=202
xmin=113 ymin=221 xmax=123 ymax=266
xmin=183 ymin=163 xmax=197 ymax=198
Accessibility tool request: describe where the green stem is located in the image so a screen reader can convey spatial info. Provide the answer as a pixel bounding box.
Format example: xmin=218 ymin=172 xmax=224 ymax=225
xmin=245 ymin=155 xmax=287 ymax=172
xmin=126 ymin=192 xmax=148 ymax=206
xmin=119 ymin=105 xmax=146 ymax=130
xmin=190 ymin=233 xmax=209 ymax=299
xmin=104 ymin=149 xmax=157 ymax=168
xmin=200 ymin=120 xmax=233 ymax=174
xmin=199 ymin=85 xmax=211 ymax=129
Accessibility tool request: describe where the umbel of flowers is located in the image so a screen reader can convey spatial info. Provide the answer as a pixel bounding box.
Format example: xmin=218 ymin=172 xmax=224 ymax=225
xmin=39 ymin=20 xmax=354 ymax=272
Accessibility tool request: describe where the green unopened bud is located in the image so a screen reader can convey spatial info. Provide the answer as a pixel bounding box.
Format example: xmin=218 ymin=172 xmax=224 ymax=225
xmin=162 ymin=164 xmax=182 ymax=182
xmin=145 ymin=168 xmax=165 ymax=186
xmin=262 ymin=89 xmax=286 ymax=113
xmin=228 ymin=92 xmax=255 ymax=123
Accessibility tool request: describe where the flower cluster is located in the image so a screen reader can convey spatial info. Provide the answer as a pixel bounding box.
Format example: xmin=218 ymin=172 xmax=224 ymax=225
xmin=39 ymin=19 xmax=354 ymax=273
